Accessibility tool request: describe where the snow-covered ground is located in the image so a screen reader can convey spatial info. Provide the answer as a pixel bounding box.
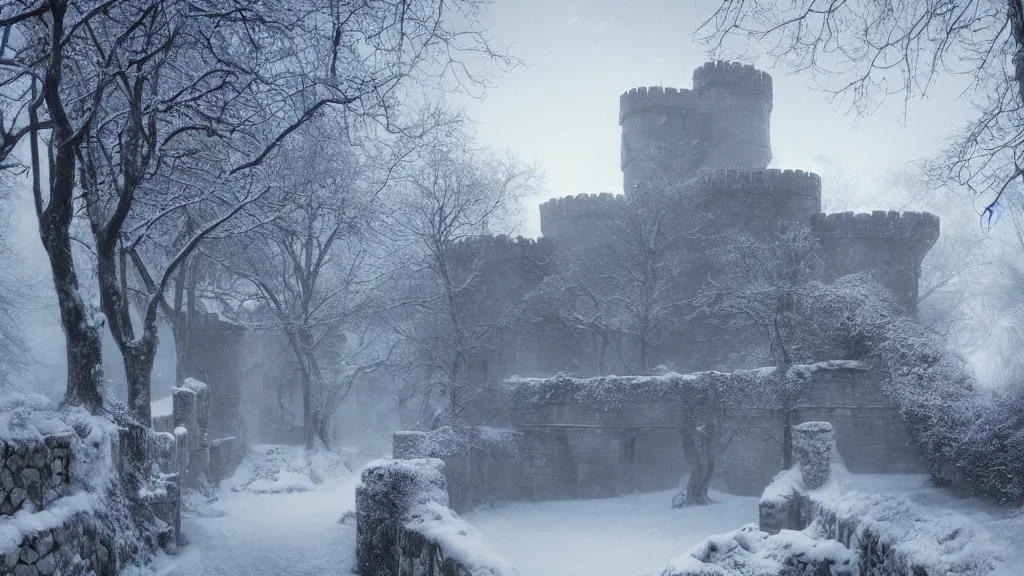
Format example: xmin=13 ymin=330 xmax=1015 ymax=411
xmin=150 ymin=445 xmax=361 ymax=576
xmin=464 ymin=490 xmax=760 ymax=576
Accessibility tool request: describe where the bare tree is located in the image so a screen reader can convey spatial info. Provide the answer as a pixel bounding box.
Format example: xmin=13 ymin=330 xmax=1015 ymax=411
xmin=0 ymin=182 xmax=29 ymax=385
xmin=224 ymin=121 xmax=387 ymax=449
xmin=0 ymin=0 xmax=516 ymax=419
xmin=699 ymin=0 xmax=1024 ymax=210
xmin=389 ymin=132 xmax=537 ymax=425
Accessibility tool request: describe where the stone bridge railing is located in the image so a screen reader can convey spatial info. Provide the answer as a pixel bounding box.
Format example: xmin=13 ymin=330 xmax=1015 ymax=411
xmin=356 ymin=458 xmax=517 ymax=576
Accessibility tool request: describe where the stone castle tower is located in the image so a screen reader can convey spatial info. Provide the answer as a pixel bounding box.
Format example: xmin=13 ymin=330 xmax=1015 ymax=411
xmin=539 ymin=61 xmax=940 ymax=319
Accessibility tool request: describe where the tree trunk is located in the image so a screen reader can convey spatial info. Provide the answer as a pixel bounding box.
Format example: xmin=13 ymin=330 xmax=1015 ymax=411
xmin=446 ymin=350 xmax=469 ymax=426
xmin=675 ymin=424 xmax=715 ymax=506
xmin=782 ymin=408 xmax=793 ymax=469
xmin=302 ymin=368 xmax=317 ymax=450
xmin=40 ymin=162 xmax=105 ymax=413
xmin=125 ymin=344 xmax=156 ymax=426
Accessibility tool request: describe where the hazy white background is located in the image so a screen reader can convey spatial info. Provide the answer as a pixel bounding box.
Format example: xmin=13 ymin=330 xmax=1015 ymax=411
xmin=457 ymin=0 xmax=979 ymax=235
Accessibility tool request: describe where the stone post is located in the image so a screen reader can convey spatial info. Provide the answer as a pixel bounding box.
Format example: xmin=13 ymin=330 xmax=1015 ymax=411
xmin=392 ymin=431 xmax=429 ymax=459
xmin=174 ymin=426 xmax=188 ymax=548
xmin=793 ymin=421 xmax=834 ymax=490
xmin=356 ymin=458 xmax=448 ymax=576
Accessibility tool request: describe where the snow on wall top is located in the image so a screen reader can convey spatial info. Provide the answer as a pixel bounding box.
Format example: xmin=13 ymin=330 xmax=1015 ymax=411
xmin=180 ymin=377 xmax=208 ymax=393
xmin=503 ymin=360 xmax=868 ymax=408
xmin=0 ymin=391 xmax=72 ymax=442
xmin=405 ymin=501 xmax=518 ymax=576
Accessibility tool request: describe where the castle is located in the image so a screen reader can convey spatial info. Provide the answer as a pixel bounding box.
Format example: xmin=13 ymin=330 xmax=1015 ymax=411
xmin=539 ymin=60 xmax=939 ymax=321
xmin=390 ymin=63 xmax=944 ymax=502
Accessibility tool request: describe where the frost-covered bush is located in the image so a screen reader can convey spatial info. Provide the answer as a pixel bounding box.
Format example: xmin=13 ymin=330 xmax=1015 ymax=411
xmin=871 ymin=315 xmax=1024 ymax=503
xmin=792 ymin=422 xmax=833 ymax=490
xmin=662 ymin=523 xmax=858 ymax=576
xmin=231 ymin=445 xmax=353 ymax=493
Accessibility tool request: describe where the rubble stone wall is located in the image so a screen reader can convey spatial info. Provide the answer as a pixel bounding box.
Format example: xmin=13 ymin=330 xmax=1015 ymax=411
xmin=1 ymin=434 xmax=72 ymax=516
xmin=0 ymin=434 xmax=114 ymax=576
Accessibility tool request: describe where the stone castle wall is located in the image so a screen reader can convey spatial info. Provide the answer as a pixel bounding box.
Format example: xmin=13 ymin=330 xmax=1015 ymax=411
xmin=812 ymin=211 xmax=940 ymax=313
xmin=469 ymin=363 xmax=921 ymax=499
xmin=719 ymin=364 xmax=923 ymax=494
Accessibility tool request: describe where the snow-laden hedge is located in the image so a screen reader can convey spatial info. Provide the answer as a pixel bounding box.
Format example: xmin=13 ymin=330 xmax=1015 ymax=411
xmin=662 ymin=523 xmax=859 ymax=576
xmin=503 ymin=361 xmax=866 ymax=415
xmin=871 ymin=317 xmax=1024 ymax=503
xmin=355 ymin=458 xmax=517 ymax=576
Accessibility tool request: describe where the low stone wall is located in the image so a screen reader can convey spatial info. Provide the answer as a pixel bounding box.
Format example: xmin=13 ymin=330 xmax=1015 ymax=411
xmin=355 ymin=458 xmax=516 ymax=576
xmin=1 ymin=506 xmax=113 ymax=576
xmin=208 ymin=436 xmax=239 ymax=485
xmin=0 ymin=433 xmax=116 ymax=576
xmin=750 ymin=422 xmax=1000 ymax=576
xmin=1 ymin=434 xmax=73 ymax=516
xmin=393 ymin=427 xmax=521 ymax=513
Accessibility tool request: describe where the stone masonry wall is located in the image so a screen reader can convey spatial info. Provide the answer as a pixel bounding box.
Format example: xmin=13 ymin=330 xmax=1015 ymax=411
xmin=494 ymin=362 xmax=921 ymax=499
xmin=0 ymin=434 xmax=113 ymax=576
xmin=392 ymin=428 xmax=521 ymax=513
xmin=1 ymin=434 xmax=72 ymax=516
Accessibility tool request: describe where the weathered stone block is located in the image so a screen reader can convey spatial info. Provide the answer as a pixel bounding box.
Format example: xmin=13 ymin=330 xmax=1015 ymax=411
xmin=9 ymin=487 xmax=27 ymax=509
xmin=35 ymin=552 xmax=56 ymax=576
xmin=793 ymin=421 xmax=833 ymax=490
xmin=14 ymin=563 xmax=39 ymax=576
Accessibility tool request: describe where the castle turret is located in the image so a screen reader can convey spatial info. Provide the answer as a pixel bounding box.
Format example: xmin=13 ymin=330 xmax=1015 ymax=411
xmin=811 ymin=211 xmax=940 ymax=313
xmin=539 ymin=193 xmax=625 ymax=249
xmin=692 ymin=61 xmax=773 ymax=171
xmin=618 ymin=86 xmax=702 ymax=195
xmin=618 ymin=62 xmax=774 ymax=197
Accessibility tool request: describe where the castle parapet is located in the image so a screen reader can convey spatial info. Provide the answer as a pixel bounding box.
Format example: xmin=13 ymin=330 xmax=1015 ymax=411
xmin=811 ymin=211 xmax=940 ymax=313
xmin=687 ymin=169 xmax=822 ymax=236
xmin=692 ymin=61 xmax=773 ymax=105
xmin=618 ymin=86 xmax=698 ymax=124
xmin=810 ymin=211 xmax=940 ymax=246
xmin=539 ymin=192 xmax=625 ymax=247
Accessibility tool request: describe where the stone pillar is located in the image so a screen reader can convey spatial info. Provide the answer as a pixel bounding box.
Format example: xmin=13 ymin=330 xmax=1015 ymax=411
xmin=392 ymin=431 xmax=429 ymax=459
xmin=174 ymin=427 xmax=188 ymax=548
xmin=356 ymin=459 xmax=448 ymax=576
xmin=793 ymin=421 xmax=834 ymax=490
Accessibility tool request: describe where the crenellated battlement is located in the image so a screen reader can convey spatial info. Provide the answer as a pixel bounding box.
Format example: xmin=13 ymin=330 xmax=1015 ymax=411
xmin=691 ymin=168 xmax=821 ymax=196
xmin=811 ymin=211 xmax=940 ymax=245
xmin=539 ymin=192 xmax=625 ymax=226
xmin=693 ymin=60 xmax=773 ymax=104
xmin=618 ymin=86 xmax=698 ymax=124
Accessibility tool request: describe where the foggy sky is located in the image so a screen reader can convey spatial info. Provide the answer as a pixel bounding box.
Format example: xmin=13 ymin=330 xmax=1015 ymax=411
xmin=460 ymin=0 xmax=978 ymax=236
xmin=0 ymin=0 xmax=990 ymax=397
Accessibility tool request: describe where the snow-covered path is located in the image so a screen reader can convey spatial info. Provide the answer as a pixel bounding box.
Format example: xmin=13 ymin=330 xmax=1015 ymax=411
xmin=464 ymin=490 xmax=760 ymax=576
xmin=150 ymin=450 xmax=360 ymax=576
